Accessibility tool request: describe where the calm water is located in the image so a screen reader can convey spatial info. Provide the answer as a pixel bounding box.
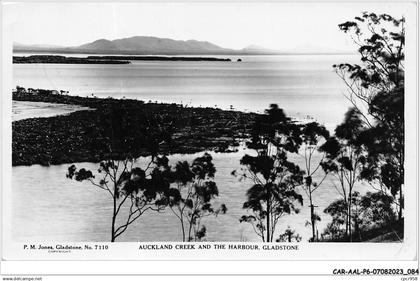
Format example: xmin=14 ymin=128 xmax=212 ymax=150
xmin=12 ymin=150 xmax=370 ymax=242
xmin=11 ymin=54 xmax=369 ymax=242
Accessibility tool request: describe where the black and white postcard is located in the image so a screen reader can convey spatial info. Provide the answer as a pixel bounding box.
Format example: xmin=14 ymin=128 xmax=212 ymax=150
xmin=1 ymin=0 xmax=418 ymax=276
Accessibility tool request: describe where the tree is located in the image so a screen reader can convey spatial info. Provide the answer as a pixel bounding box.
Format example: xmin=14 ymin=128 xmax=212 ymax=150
xmin=322 ymin=198 xmax=349 ymax=241
xmin=234 ymin=104 xmax=304 ymax=242
xmin=324 ymin=191 xmax=366 ymax=241
xmin=167 ymin=153 xmax=227 ymax=241
xmin=66 ymin=105 xmax=173 ymax=242
xmin=276 ymin=226 xmax=302 ymax=242
xmin=67 ymin=156 xmax=171 ymax=242
xmin=299 ymin=122 xmax=330 ymax=241
xmin=322 ymin=191 xmax=397 ymax=241
xmin=320 ymin=108 xmax=366 ymax=241
xmin=334 ymin=12 xmax=405 ymax=220
xmin=358 ymin=191 xmax=396 ymax=231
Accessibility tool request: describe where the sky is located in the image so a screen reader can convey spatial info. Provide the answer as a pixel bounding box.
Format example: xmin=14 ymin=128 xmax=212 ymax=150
xmin=4 ymin=2 xmax=411 ymax=52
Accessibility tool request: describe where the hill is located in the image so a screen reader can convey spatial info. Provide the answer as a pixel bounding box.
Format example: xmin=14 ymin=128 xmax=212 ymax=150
xmin=14 ymin=36 xmax=236 ymax=55
xmin=77 ymin=36 xmax=231 ymax=54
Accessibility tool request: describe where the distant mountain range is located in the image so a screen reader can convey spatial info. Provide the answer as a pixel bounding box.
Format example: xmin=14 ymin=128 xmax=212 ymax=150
xmin=77 ymin=36 xmax=232 ymax=54
xmin=14 ymin=36 xmax=352 ymax=55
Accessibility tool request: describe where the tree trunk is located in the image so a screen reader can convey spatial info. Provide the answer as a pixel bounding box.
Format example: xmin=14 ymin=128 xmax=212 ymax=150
xmin=179 ymin=210 xmax=186 ymax=242
xmin=311 ymin=204 xmax=316 ymax=242
xmin=309 ymin=192 xmax=315 ymax=242
xmin=111 ymin=203 xmax=116 ymax=242
xmin=181 ymin=220 xmax=186 ymax=242
xmin=111 ymin=183 xmax=117 ymax=242
xmin=345 ymin=214 xmax=349 ymax=237
xmin=188 ymin=217 xmax=194 ymax=242
xmin=266 ymin=185 xmax=271 ymax=242
xmin=398 ymin=184 xmax=403 ymax=220
xmin=266 ymin=202 xmax=270 ymax=242
xmin=348 ymin=195 xmax=352 ymax=242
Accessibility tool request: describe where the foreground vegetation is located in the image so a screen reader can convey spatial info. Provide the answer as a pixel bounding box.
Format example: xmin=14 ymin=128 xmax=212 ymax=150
xmin=13 ymin=12 xmax=405 ymax=242
xmin=12 ymin=88 xmax=255 ymax=166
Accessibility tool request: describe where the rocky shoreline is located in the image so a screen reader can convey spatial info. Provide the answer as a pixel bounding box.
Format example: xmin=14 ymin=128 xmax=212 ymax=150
xmin=13 ymin=55 xmax=130 ymax=64
xmin=86 ymin=55 xmax=232 ymax=61
xmin=13 ymin=55 xmax=232 ymax=64
xmin=12 ymin=88 xmax=256 ymax=166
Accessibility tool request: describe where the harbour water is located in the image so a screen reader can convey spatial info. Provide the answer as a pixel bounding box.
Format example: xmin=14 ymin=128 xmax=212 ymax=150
xmin=13 ymin=54 xmax=358 ymax=131
xmin=11 ymin=54 xmax=370 ymax=242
